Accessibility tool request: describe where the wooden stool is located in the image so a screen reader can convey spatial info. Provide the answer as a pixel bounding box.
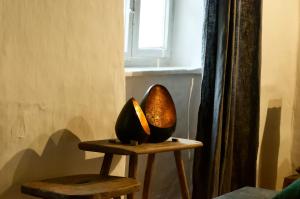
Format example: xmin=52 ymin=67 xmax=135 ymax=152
xmin=79 ymin=137 xmax=203 ymax=199
xmin=21 ymin=174 xmax=140 ymax=199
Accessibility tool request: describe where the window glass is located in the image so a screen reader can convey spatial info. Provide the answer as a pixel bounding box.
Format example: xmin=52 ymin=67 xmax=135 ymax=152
xmin=124 ymin=0 xmax=130 ymax=53
xmin=138 ymin=0 xmax=167 ymax=49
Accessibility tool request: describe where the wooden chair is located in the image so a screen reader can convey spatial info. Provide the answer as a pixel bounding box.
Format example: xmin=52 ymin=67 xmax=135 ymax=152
xmin=21 ymin=174 xmax=140 ymax=199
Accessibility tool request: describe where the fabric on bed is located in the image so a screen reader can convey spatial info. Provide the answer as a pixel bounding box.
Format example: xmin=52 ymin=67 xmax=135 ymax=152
xmin=273 ymin=179 xmax=300 ymax=199
xmin=214 ymin=187 xmax=277 ymax=199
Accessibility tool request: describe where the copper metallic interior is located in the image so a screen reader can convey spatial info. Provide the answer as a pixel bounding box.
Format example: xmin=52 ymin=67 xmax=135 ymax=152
xmin=132 ymin=98 xmax=151 ymax=135
xmin=144 ymin=86 xmax=176 ymax=128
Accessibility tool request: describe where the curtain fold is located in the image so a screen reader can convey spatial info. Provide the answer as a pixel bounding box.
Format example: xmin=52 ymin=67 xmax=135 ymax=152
xmin=192 ymin=0 xmax=262 ymax=198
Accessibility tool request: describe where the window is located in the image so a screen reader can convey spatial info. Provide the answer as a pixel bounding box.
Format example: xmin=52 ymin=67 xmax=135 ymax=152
xmin=124 ymin=0 xmax=204 ymax=69
xmin=124 ymin=0 xmax=173 ymax=66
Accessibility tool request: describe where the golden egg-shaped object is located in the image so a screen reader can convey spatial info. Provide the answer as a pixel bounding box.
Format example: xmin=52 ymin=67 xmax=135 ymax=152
xmin=115 ymin=97 xmax=150 ymax=144
xmin=141 ymin=84 xmax=176 ymax=143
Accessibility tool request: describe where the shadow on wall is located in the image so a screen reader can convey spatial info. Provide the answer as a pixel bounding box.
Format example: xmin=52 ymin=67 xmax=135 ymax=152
xmin=0 ymin=129 xmax=120 ymax=199
xmin=258 ymin=99 xmax=282 ymax=189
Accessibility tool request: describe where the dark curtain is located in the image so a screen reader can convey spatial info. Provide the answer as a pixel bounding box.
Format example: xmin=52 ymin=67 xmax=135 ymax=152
xmin=192 ymin=0 xmax=262 ymax=198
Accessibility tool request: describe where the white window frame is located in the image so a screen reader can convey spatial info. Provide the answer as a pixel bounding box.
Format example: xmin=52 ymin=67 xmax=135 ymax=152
xmin=125 ymin=0 xmax=174 ymax=66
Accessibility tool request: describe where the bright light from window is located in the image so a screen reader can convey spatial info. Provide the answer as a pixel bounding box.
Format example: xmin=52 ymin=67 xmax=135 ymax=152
xmin=124 ymin=0 xmax=130 ymax=53
xmin=138 ymin=0 xmax=167 ymax=49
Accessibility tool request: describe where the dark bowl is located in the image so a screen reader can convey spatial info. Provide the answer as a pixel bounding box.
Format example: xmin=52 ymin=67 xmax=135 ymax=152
xmin=141 ymin=84 xmax=176 ymax=143
xmin=115 ymin=97 xmax=150 ymax=144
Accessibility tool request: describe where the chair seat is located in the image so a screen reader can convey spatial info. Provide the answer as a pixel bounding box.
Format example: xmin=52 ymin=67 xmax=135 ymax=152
xmin=21 ymin=174 xmax=140 ymax=199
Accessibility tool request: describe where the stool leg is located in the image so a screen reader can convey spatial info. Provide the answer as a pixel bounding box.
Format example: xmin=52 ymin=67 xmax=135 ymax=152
xmin=127 ymin=154 xmax=138 ymax=199
xmin=174 ymin=151 xmax=190 ymax=199
xmin=100 ymin=153 xmax=114 ymax=176
xmin=142 ymin=154 xmax=155 ymax=199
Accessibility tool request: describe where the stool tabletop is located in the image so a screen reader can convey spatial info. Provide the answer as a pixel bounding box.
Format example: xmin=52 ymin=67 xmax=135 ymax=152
xmin=78 ymin=137 xmax=203 ymax=155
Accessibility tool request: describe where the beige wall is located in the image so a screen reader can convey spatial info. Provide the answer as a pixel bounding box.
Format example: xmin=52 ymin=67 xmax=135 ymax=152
xmin=259 ymin=0 xmax=300 ymax=190
xmin=0 ymin=0 xmax=125 ymax=198
xmin=292 ymin=3 xmax=300 ymax=177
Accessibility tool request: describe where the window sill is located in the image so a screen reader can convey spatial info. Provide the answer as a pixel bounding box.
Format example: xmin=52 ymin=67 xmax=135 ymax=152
xmin=125 ymin=66 xmax=203 ymax=77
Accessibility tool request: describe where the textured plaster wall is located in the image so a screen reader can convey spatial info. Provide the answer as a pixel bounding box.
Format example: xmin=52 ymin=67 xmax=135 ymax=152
xmin=292 ymin=2 xmax=300 ymax=178
xmin=170 ymin=0 xmax=204 ymax=67
xmin=0 ymin=0 xmax=125 ymax=198
xmin=258 ymin=0 xmax=300 ymax=190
